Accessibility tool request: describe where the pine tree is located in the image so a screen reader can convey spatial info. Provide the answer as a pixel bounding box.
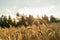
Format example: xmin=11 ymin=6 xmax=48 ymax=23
xmin=13 ymin=18 xmax=16 ymax=26
xmin=50 ymin=15 xmax=56 ymax=23
xmin=28 ymin=15 xmax=34 ymax=26
xmin=8 ymin=15 xmax=13 ymax=25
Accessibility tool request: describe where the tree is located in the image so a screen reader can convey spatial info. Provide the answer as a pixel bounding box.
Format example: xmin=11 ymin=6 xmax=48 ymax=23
xmin=8 ymin=15 xmax=13 ymax=25
xmin=50 ymin=15 xmax=57 ymax=23
xmin=16 ymin=12 xmax=20 ymax=17
xmin=0 ymin=15 xmax=10 ymax=28
xmin=12 ymin=18 xmax=16 ymax=26
xmin=28 ymin=15 xmax=34 ymax=26
xmin=42 ymin=15 xmax=49 ymax=23
xmin=16 ymin=15 xmax=25 ymax=27
xmin=3 ymin=16 xmax=7 ymax=23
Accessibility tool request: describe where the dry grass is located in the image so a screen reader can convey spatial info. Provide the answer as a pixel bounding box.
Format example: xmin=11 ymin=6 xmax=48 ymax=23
xmin=0 ymin=23 xmax=60 ymax=40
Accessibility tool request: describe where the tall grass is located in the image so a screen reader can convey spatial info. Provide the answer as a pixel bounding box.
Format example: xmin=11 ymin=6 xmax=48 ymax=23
xmin=0 ymin=23 xmax=60 ymax=40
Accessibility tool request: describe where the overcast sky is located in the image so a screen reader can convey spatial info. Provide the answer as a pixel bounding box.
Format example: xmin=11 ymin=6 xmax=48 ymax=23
xmin=0 ymin=0 xmax=60 ymax=18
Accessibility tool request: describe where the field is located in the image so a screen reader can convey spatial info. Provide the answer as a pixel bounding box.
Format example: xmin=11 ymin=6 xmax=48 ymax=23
xmin=0 ymin=23 xmax=60 ymax=40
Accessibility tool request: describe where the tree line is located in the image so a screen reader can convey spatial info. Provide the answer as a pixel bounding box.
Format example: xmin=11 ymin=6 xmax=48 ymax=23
xmin=0 ymin=12 xmax=60 ymax=28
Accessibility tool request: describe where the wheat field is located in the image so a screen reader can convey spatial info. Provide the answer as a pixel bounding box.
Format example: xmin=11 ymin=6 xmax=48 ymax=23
xmin=0 ymin=23 xmax=60 ymax=40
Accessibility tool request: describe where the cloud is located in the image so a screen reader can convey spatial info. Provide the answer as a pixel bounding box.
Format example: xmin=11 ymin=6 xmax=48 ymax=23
xmin=2 ymin=7 xmax=17 ymax=18
xmin=18 ymin=5 xmax=55 ymax=17
xmin=0 ymin=0 xmax=60 ymax=18
xmin=48 ymin=4 xmax=60 ymax=17
xmin=0 ymin=5 xmax=55 ymax=18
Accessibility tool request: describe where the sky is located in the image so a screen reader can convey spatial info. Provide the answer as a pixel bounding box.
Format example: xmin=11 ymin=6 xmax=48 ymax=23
xmin=0 ymin=0 xmax=60 ymax=18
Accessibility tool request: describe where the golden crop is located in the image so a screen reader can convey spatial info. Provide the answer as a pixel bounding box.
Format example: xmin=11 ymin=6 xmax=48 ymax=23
xmin=0 ymin=23 xmax=60 ymax=40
